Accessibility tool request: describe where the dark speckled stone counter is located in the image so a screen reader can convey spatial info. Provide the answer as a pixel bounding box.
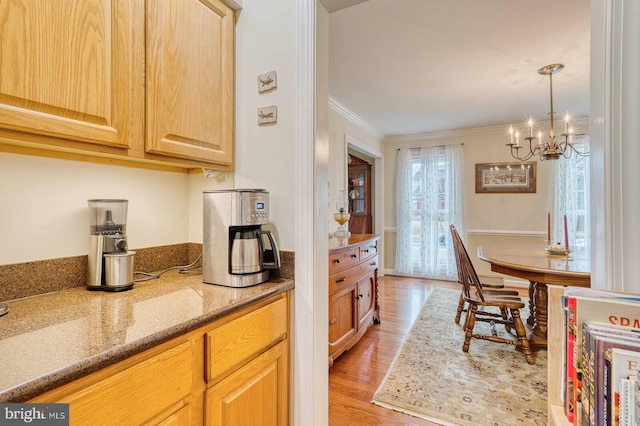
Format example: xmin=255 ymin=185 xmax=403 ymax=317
xmin=0 ymin=270 xmax=294 ymax=403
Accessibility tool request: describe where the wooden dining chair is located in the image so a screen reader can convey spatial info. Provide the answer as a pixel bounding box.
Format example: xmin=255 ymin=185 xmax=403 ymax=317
xmin=449 ymin=226 xmax=519 ymax=324
xmin=450 ymin=225 xmax=534 ymax=364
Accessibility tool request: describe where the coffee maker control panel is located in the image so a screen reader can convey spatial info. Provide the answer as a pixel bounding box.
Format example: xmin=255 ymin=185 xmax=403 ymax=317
xmin=239 ymin=190 xmax=269 ymax=226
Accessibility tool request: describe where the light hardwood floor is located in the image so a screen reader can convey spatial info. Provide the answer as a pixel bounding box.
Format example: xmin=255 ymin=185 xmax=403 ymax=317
xmin=329 ymin=275 xmax=528 ymax=425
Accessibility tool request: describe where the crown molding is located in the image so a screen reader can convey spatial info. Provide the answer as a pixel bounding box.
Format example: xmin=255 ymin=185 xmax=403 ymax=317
xmin=383 ymin=116 xmax=590 ymax=144
xmin=328 ymin=96 xmax=384 ymax=140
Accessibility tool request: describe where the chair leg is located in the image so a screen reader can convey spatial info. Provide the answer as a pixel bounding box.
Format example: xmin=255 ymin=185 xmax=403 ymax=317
xmin=511 ymin=308 xmax=534 ymax=365
xmin=500 ymin=308 xmax=512 ymax=334
xmin=463 ymin=304 xmax=477 ymax=353
xmin=455 ymin=292 xmax=465 ymax=324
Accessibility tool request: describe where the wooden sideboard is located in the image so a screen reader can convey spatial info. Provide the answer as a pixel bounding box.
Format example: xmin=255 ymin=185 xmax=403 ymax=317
xmin=328 ymin=234 xmax=380 ymax=367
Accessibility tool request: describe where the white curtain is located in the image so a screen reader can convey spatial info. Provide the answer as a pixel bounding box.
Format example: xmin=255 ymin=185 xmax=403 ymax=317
xmin=552 ymin=135 xmax=590 ymax=249
xmin=395 ymin=145 xmax=465 ymax=280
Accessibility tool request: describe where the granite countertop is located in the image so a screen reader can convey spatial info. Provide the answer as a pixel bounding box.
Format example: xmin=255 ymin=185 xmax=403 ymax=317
xmin=0 ymin=271 xmax=294 ymax=402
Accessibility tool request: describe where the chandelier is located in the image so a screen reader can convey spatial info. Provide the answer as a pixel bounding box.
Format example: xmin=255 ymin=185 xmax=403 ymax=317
xmin=506 ymin=64 xmax=589 ymax=161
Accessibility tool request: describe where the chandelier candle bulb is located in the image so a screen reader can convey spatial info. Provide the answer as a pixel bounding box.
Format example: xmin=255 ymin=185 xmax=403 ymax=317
xmin=538 ymin=130 xmax=543 ymax=146
xmin=528 ymin=118 xmax=533 ymax=138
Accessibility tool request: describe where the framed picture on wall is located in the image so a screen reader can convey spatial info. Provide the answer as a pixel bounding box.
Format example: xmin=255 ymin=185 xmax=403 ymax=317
xmin=475 ymin=161 xmax=536 ymax=193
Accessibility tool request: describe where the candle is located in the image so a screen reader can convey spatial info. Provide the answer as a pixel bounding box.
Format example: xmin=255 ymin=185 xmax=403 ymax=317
xmin=515 ymin=131 xmax=520 ymax=147
xmin=528 ymin=118 xmax=533 ymax=138
xmin=547 ymin=212 xmax=551 ymax=242
xmin=509 ymin=125 xmax=514 ymax=145
xmin=564 ymin=214 xmax=569 ymax=251
xmin=564 ymin=113 xmax=570 ymax=134
xmin=538 ymin=130 xmax=543 ymax=146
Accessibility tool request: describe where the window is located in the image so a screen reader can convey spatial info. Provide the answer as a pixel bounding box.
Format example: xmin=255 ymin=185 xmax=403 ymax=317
xmin=395 ymin=145 xmax=464 ymax=279
xmin=553 ymin=136 xmax=590 ymax=249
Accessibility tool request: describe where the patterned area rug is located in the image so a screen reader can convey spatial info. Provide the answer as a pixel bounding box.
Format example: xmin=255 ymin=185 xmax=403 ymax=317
xmin=372 ymin=287 xmax=547 ymax=426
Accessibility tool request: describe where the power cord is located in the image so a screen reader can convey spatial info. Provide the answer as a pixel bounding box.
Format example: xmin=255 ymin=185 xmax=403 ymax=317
xmin=133 ymin=254 xmax=203 ymax=283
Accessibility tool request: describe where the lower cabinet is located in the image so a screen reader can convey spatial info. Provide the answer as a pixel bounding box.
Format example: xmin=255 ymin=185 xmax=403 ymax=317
xmin=30 ymin=292 xmax=290 ymax=426
xmin=205 ymin=341 xmax=288 ymax=425
xmin=328 ymin=235 xmax=380 ymax=366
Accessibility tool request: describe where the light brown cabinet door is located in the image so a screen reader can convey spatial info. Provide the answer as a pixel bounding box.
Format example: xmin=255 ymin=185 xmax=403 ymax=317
xmin=328 ymin=284 xmax=358 ymax=355
xmin=356 ymin=271 xmax=376 ymax=331
xmin=0 ymin=0 xmax=142 ymax=149
xmin=206 ymin=341 xmax=289 ymax=426
xmin=146 ymin=0 xmax=234 ymax=166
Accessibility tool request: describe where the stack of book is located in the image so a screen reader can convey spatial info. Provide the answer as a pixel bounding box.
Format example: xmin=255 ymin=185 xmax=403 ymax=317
xmin=562 ymin=288 xmax=640 ymax=426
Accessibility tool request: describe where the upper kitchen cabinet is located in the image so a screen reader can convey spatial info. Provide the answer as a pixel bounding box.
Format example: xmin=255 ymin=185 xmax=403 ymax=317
xmin=0 ymin=0 xmax=235 ymax=171
xmin=0 ymin=0 xmax=142 ymax=150
xmin=146 ymin=0 xmax=234 ymax=166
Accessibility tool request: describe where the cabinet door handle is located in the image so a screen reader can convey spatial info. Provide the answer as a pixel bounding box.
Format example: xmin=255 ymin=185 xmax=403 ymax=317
xmin=370 ymin=262 xmax=376 ymax=266
xmin=329 ymin=318 xmax=337 ymax=325
xmin=364 ymin=249 xmax=369 ymax=253
xmin=351 ymin=254 xmax=357 ymax=258
xmin=336 ymin=277 xmax=347 ymax=284
xmin=333 ymin=258 xmax=340 ymax=264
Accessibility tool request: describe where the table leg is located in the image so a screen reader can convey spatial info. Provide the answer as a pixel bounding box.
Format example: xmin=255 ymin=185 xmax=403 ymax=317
xmin=529 ymin=281 xmax=548 ymax=349
xmin=527 ymin=281 xmax=535 ymax=326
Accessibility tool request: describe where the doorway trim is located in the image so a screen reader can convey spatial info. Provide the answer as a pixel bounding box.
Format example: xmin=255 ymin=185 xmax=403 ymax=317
xmin=345 ymin=134 xmax=384 ymax=274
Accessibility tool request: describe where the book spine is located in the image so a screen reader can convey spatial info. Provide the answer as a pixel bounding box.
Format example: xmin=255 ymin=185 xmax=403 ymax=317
xmin=635 ymin=370 xmax=640 ymax=426
xmin=605 ymin=348 xmax=612 ymax=426
xmin=582 ymin=321 xmax=593 ymax=425
xmin=566 ymin=296 xmax=576 ymax=423
xmin=621 ymin=378 xmax=630 ymax=426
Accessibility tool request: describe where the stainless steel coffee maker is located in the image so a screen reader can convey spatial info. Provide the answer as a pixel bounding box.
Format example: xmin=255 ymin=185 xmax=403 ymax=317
xmin=203 ymin=189 xmax=280 ymax=287
xmin=87 ymin=199 xmax=136 ymax=291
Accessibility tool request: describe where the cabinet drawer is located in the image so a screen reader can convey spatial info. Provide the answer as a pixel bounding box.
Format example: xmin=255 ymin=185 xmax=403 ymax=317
xmin=329 ymin=255 xmax=378 ymax=294
xmin=206 ymin=297 xmax=288 ymax=384
xmin=359 ymin=241 xmax=378 ymax=260
xmin=60 ymin=341 xmax=192 ymax=426
xmin=329 ymin=247 xmax=360 ymax=275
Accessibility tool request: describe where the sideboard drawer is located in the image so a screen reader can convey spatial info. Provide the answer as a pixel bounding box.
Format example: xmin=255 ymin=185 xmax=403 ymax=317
xmin=329 ymin=255 xmax=378 ymax=294
xmin=359 ymin=241 xmax=378 ymax=261
xmin=206 ymin=297 xmax=288 ymax=384
xmin=329 ymin=246 xmax=360 ymax=275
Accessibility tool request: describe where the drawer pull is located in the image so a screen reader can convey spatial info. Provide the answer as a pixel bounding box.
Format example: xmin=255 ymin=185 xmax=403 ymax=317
xmin=355 ymin=294 xmax=363 ymax=300
xmin=329 ymin=317 xmax=337 ymax=325
xmin=351 ymin=254 xmax=357 ymax=258
xmin=370 ymin=262 xmax=376 ymax=266
xmin=336 ymin=277 xmax=347 ymax=284
xmin=364 ymin=249 xmax=369 ymax=253
xmin=333 ymin=258 xmax=340 ymax=264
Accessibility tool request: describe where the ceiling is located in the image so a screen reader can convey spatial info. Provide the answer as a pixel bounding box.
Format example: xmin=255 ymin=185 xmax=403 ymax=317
xmin=325 ymin=0 xmax=591 ymax=137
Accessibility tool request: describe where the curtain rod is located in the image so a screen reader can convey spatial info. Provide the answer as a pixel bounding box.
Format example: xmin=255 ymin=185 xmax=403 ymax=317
xmin=397 ymin=143 xmax=464 ymax=151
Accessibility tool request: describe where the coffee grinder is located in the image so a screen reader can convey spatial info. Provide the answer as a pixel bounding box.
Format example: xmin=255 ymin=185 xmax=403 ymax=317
xmin=87 ymin=199 xmax=136 ymax=291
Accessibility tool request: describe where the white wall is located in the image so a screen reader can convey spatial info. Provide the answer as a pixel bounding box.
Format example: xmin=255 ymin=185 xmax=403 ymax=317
xmin=0 ymin=153 xmax=191 ymax=265
xmin=233 ymin=0 xmax=297 ymax=252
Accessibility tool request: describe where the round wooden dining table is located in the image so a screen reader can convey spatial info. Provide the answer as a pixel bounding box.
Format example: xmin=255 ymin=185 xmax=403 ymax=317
xmin=478 ymin=243 xmax=590 ymax=348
